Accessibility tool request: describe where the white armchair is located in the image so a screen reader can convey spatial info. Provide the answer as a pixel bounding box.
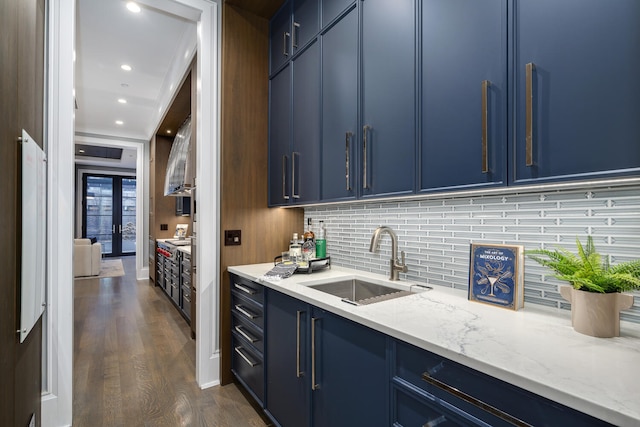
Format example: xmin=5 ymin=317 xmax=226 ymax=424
xmin=74 ymin=238 xmax=102 ymax=277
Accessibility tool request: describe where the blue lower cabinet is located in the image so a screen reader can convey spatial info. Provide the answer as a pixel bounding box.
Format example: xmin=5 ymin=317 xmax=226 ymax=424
xmin=310 ymin=308 xmax=388 ymax=427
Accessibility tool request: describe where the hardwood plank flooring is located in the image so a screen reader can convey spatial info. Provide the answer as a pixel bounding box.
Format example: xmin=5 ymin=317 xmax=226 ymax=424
xmin=74 ymin=256 xmax=267 ymax=427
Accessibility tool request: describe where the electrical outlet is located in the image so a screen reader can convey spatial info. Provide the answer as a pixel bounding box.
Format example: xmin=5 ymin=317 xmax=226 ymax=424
xmin=225 ymin=230 xmax=241 ymax=246
xmin=160 ymin=224 xmax=168 ymax=230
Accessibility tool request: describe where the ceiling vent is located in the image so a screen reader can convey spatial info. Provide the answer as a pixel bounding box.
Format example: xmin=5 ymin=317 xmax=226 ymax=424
xmin=75 ymin=144 xmax=123 ymax=160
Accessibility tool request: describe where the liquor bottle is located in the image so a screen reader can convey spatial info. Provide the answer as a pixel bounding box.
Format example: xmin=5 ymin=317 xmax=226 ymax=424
xmin=316 ymin=220 xmax=326 ymax=258
xmin=302 ymin=218 xmax=316 ymax=260
xmin=289 ymin=233 xmax=302 ymax=262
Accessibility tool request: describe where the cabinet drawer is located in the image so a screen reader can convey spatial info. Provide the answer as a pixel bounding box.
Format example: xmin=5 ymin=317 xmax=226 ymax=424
xmin=230 ymin=274 xmax=264 ymax=305
xmin=232 ymin=336 xmax=264 ymax=405
xmin=231 ymin=293 xmax=264 ymax=330
xmin=394 ymin=340 xmax=612 ymax=427
xmin=232 ymin=311 xmax=264 ymax=354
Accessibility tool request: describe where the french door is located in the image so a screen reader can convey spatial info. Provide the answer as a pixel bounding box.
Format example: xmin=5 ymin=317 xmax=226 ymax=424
xmin=82 ymin=174 xmax=136 ymax=257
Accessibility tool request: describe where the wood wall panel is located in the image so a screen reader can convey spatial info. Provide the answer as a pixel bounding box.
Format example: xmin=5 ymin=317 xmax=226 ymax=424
xmin=219 ymin=3 xmax=303 ymax=385
xmin=1 ymin=0 xmax=44 ymax=424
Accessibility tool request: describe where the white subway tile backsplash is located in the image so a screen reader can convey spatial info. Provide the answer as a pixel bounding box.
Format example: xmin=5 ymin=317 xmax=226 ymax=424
xmin=305 ymin=185 xmax=640 ymax=324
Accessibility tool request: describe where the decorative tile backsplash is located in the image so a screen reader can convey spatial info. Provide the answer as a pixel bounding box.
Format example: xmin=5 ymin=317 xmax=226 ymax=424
xmin=305 ymin=185 xmax=640 ymax=324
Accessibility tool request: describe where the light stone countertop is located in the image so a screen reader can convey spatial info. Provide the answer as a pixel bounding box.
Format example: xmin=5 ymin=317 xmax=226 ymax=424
xmin=228 ymin=263 xmax=640 ymax=427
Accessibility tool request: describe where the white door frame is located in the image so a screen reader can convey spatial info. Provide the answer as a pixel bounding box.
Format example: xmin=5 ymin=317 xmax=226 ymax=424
xmin=44 ymin=1 xmax=220 ymax=425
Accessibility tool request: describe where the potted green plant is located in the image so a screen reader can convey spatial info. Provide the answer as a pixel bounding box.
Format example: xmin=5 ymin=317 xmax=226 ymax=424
xmin=527 ymin=236 xmax=640 ymax=337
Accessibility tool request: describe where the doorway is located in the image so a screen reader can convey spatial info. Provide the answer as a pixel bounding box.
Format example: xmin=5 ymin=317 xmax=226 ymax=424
xmin=82 ymin=174 xmax=136 ymax=257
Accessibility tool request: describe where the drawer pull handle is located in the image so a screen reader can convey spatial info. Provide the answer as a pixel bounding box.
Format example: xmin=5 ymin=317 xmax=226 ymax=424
xmin=421 ymin=371 xmax=532 ymax=427
xmin=235 ymin=305 xmax=258 ymax=319
xmin=423 ymin=415 xmax=447 ymax=427
xmin=234 ymin=283 xmax=257 ymax=295
xmin=235 ymin=325 xmax=258 ymax=343
xmin=235 ymin=346 xmax=258 ymax=367
xmin=183 ymin=296 xmax=191 ymax=303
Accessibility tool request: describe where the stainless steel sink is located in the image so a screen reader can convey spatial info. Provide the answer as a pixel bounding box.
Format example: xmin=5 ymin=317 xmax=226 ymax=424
xmin=306 ymin=277 xmax=431 ymax=306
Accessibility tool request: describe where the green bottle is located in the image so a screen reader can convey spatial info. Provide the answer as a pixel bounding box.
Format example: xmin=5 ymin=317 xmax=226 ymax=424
xmin=316 ymin=221 xmax=327 ymax=258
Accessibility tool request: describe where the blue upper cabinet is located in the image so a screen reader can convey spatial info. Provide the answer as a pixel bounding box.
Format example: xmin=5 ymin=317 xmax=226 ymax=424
xmin=361 ymin=0 xmax=416 ymax=198
xmin=268 ymin=65 xmax=291 ymax=207
xmin=420 ymin=0 xmax=507 ymax=192
xmin=321 ymin=5 xmax=358 ymax=202
xmin=292 ymin=0 xmax=319 ymax=54
xmin=270 ymin=2 xmax=292 ymax=75
xmin=513 ymin=0 xmax=640 ymax=184
xmin=291 ymin=41 xmax=321 ymax=204
xmin=322 ymin=0 xmax=354 ymax=27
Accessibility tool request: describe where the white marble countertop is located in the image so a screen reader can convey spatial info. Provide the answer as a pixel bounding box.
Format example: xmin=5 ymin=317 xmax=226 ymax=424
xmin=228 ymin=263 xmax=640 ymax=427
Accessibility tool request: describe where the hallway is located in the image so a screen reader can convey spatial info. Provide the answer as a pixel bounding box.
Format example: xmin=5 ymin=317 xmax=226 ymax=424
xmin=73 ymin=257 xmax=267 ymax=426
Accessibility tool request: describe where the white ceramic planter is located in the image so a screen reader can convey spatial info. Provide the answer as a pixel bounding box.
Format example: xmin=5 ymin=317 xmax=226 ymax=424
xmin=560 ymin=285 xmax=634 ymax=338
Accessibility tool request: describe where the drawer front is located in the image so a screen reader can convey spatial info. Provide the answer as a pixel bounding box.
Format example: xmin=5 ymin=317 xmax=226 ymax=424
xmin=182 ymin=287 xmax=191 ymax=321
xmin=393 ymin=385 xmax=480 ymax=427
xmin=229 ymin=273 xmax=264 ymax=305
xmin=394 ymin=340 xmax=612 ymax=427
xmin=231 ymin=292 xmax=264 ymax=330
xmin=232 ymin=336 xmax=264 ymax=405
xmin=232 ymin=311 xmax=264 ymax=354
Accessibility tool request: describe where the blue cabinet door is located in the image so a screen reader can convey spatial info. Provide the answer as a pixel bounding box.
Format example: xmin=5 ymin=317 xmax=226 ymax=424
xmin=292 ymin=0 xmax=319 ymax=54
xmin=361 ymin=0 xmax=416 ymax=198
xmin=322 ymin=0 xmax=355 ymax=27
xmin=310 ymin=308 xmax=388 ymax=426
xmin=420 ymin=0 xmax=507 ymax=192
xmin=270 ymin=1 xmax=292 ymax=75
xmin=265 ymin=289 xmax=310 ymax=427
xmin=513 ymin=0 xmax=640 ymax=184
xmin=292 ymin=40 xmax=321 ymax=204
xmin=268 ymin=65 xmax=292 ymax=207
xmin=321 ymin=4 xmax=358 ymax=201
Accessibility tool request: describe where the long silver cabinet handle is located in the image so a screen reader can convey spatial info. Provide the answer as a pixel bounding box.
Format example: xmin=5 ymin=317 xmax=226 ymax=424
xmin=235 ymin=304 xmax=258 ymax=320
xmin=421 ymin=371 xmax=533 ymax=427
xmin=345 ymin=132 xmax=352 ymax=191
xmin=235 ymin=346 xmax=258 ymax=367
xmin=311 ymin=317 xmax=319 ymax=390
xmin=282 ymin=155 xmax=290 ymax=200
xmin=293 ymin=22 xmax=300 ymax=49
xmin=525 ymin=62 xmax=535 ymax=167
xmin=292 ymin=151 xmax=300 ymax=199
xmin=481 ymin=80 xmax=490 ymax=173
xmin=296 ymin=310 xmax=304 ymax=378
xmin=234 ymin=283 xmax=256 ymax=295
xmin=363 ymin=125 xmax=371 ymax=189
xmin=283 ymin=32 xmax=290 ymax=57
xmin=234 ymin=325 xmax=258 ymax=343
xmin=423 ymin=415 xmax=447 ymax=427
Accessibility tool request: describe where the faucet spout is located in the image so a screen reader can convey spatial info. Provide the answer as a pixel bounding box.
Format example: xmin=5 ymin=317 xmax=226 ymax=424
xmin=369 ymin=226 xmax=408 ymax=281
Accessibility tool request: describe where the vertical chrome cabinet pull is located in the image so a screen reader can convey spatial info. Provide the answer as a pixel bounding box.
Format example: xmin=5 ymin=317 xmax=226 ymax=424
xmin=282 ymin=155 xmax=290 ymax=200
xmin=112 ymin=224 xmax=116 ymax=233
xmin=296 ymin=310 xmax=304 ymax=377
xmin=525 ymin=63 xmax=535 ymax=167
xmin=292 ymin=151 xmax=300 ymax=199
xmin=311 ymin=317 xmax=319 ymax=390
xmin=345 ymin=132 xmax=352 ymax=191
xmin=293 ymin=22 xmax=300 ymax=49
xmin=363 ymin=125 xmax=371 ymax=189
xmin=481 ymin=80 xmax=490 ymax=173
xmin=283 ymin=32 xmax=290 ymax=57
xmin=421 ymin=372 xmax=533 ymax=427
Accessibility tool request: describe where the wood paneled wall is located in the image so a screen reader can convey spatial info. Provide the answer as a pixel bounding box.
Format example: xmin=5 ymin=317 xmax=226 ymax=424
xmin=0 ymin=0 xmax=45 ymax=424
xmin=219 ymin=2 xmax=303 ymax=385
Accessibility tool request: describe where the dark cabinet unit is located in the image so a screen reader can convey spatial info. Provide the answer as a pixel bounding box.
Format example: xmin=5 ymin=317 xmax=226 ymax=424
xmin=512 ymin=0 xmax=640 ymax=184
xmin=420 ymin=0 xmax=507 ymax=192
xmin=268 ymin=65 xmax=292 ymax=206
xmin=156 ymin=243 xmax=192 ymax=326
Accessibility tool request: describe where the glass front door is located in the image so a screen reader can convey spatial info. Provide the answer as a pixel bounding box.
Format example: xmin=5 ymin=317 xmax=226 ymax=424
xmin=83 ymin=174 xmax=136 ymax=257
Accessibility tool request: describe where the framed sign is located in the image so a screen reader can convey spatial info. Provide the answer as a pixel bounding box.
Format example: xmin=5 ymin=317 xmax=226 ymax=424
xmin=469 ymin=243 xmax=524 ymax=310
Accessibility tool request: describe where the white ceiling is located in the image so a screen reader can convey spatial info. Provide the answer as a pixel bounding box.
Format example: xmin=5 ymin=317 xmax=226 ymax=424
xmin=74 ymin=0 xmax=196 ymax=169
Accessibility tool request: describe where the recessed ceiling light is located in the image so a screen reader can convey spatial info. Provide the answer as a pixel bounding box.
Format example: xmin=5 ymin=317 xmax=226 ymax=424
xmin=126 ymin=2 xmax=141 ymax=13
xmin=115 ymin=120 xmax=124 ymax=125
xmin=118 ymin=98 xmax=127 ymax=104
xmin=121 ymin=64 xmax=132 ymax=71
xmin=166 ymin=130 xmax=172 ymax=134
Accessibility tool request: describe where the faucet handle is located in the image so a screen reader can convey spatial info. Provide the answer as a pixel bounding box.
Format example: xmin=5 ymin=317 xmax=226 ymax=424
xmin=398 ymin=251 xmax=409 ymax=273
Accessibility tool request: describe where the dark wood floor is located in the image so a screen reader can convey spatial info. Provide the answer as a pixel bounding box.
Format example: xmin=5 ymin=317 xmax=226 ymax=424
xmin=73 ymin=256 xmax=267 ymax=427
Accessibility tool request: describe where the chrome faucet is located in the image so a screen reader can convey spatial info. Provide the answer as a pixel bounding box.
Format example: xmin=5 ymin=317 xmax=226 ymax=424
xmin=369 ymin=226 xmax=408 ymax=281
